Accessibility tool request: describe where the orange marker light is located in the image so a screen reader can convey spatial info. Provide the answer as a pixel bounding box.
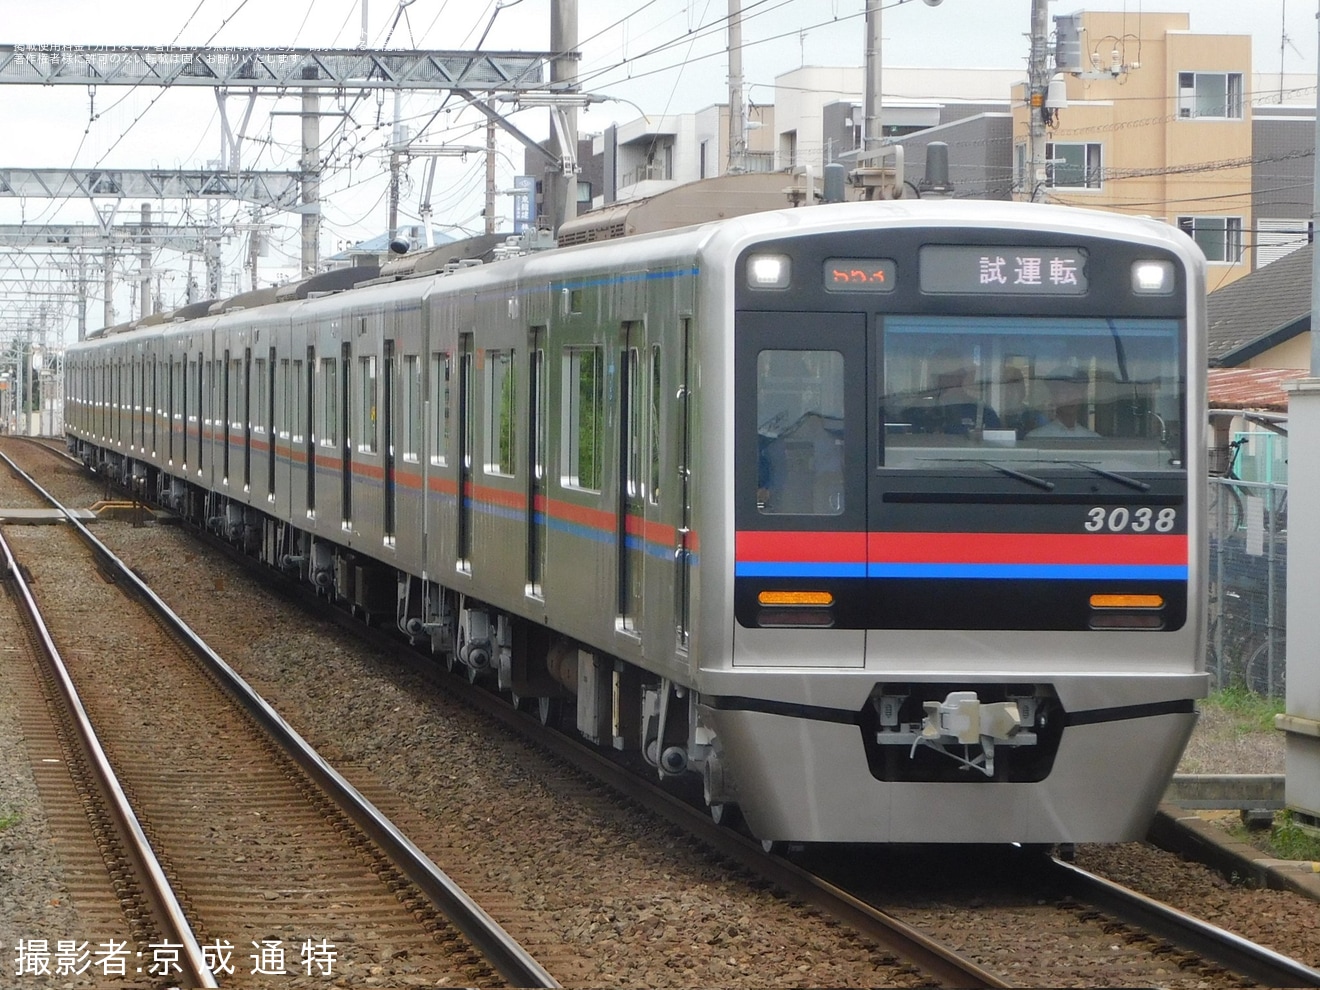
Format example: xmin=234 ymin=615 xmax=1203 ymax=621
xmin=1090 ymin=594 xmax=1164 ymax=609
xmin=758 ymin=590 xmax=835 ymax=607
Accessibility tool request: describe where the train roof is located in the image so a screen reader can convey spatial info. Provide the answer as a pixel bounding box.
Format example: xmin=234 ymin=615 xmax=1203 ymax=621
xmin=375 ymin=233 xmax=512 ymax=278
xmin=77 ymin=197 xmax=1199 ymax=342
xmin=556 ymin=171 xmax=814 ymax=246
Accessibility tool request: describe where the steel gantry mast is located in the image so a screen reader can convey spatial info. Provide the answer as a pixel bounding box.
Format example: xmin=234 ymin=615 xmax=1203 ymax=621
xmin=0 ymin=23 xmax=585 ymax=340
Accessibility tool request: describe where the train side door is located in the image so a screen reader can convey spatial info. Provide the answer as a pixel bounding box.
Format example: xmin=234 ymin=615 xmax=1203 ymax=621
xmin=527 ymin=326 xmax=547 ymax=597
xmin=732 ymin=311 xmax=868 ymax=654
xmin=266 ymin=346 xmax=277 ymax=502
xmin=456 ymin=332 xmax=475 ymax=569
xmin=675 ymin=318 xmax=693 ymax=651
xmin=304 ymin=345 xmax=316 ymax=515
xmin=340 ymin=340 xmax=353 ymax=527
xmin=618 ymin=320 xmax=647 ymax=634
xmin=243 ymin=346 xmax=253 ymax=491
xmin=382 ymin=338 xmax=396 ymax=542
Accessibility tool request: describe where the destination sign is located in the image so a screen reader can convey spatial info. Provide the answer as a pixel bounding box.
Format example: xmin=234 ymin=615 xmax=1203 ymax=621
xmin=823 ymin=257 xmax=896 ymax=292
xmin=919 ymin=245 xmax=1088 ymax=295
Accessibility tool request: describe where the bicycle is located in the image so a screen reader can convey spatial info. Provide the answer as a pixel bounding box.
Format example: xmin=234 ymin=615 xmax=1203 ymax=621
xmin=1207 ymin=436 xmax=1247 ymax=533
xmin=1205 ymin=574 xmax=1288 ymax=698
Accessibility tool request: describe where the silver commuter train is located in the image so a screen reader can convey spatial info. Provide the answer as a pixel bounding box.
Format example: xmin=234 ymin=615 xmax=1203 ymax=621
xmin=65 ymin=198 xmax=1208 ymax=845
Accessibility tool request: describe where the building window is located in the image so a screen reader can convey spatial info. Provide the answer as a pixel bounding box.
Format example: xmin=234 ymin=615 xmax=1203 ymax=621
xmin=1045 ymin=142 xmax=1102 ymax=189
xmin=1177 ymin=72 xmax=1243 ymax=119
xmin=1178 ymin=216 xmax=1243 ymax=263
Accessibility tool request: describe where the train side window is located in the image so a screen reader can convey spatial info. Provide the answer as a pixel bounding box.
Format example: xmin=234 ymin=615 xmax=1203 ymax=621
xmin=756 ymin=349 xmax=846 ymax=515
xmin=254 ymin=357 xmax=267 ymax=433
xmin=561 ymin=346 xmax=603 ymax=492
xmin=430 ymin=351 xmax=451 ymax=466
xmin=485 ymin=349 xmax=516 ymax=476
xmin=205 ymin=359 xmax=215 ymax=441
xmin=648 ymin=343 xmax=662 ymax=505
xmin=357 ymin=354 xmax=378 ymax=454
xmin=320 ymin=357 xmax=337 ymax=446
xmin=280 ymin=359 xmax=293 ymax=439
xmin=230 ymin=355 xmax=244 ymax=431
xmin=290 ymin=359 xmax=303 ymax=443
xmin=625 ymin=345 xmax=642 ymax=498
xmin=402 ymin=354 xmax=421 ymax=462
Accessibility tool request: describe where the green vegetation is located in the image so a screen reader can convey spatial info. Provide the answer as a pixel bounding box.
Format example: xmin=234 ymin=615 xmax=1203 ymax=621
xmin=1231 ymin=810 xmax=1320 ymax=863
xmin=1203 ymin=685 xmax=1285 ymax=734
xmin=1267 ymin=811 xmax=1320 ymax=861
xmin=0 ymin=808 xmax=19 ymax=832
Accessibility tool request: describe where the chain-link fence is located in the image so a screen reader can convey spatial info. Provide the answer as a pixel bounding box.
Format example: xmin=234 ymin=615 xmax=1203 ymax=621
xmin=1207 ymin=466 xmax=1288 ymax=697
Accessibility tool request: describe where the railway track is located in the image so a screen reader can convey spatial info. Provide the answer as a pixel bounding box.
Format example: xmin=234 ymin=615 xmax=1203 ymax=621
xmin=1046 ymin=856 xmax=1320 ymax=987
xmin=0 ymin=448 xmax=555 ymax=988
xmin=163 ymin=527 xmax=1320 ymax=990
xmin=415 ymin=651 xmax=1320 ymax=989
xmin=6 ymin=435 xmax=1320 ymax=987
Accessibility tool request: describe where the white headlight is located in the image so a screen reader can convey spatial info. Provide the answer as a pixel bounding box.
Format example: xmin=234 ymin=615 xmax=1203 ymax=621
xmin=1132 ymin=260 xmax=1174 ymax=295
xmin=748 ymin=253 xmax=791 ymax=289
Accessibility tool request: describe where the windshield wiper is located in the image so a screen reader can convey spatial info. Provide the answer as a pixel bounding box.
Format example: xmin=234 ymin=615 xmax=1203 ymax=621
xmin=987 ymin=462 xmax=1055 ymax=491
xmin=1071 ymin=461 xmax=1150 ymax=492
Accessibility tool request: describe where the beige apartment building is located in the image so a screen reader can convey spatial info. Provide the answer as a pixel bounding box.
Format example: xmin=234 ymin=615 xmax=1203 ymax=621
xmin=1014 ymin=10 xmax=1253 ymax=287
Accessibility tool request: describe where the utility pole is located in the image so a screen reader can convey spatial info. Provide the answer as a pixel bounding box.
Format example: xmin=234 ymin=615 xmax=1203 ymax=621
xmin=1025 ymin=0 xmax=1051 ymax=201
xmin=75 ymin=250 xmax=87 ymax=343
xmin=863 ymin=0 xmax=883 ymax=155
xmin=388 ymin=149 xmax=401 ymax=245
xmin=387 ymin=89 xmax=405 ymax=246
xmin=248 ymin=211 xmax=262 ymax=291
xmin=300 ymin=65 xmax=321 ymax=277
xmin=727 ymin=0 xmax=746 ymax=173
xmin=546 ymin=0 xmax=579 ymax=233
xmin=139 ymin=203 xmax=153 ymax=319
xmin=103 ymin=248 xmax=114 ymax=329
xmin=485 ymin=103 xmax=497 ymax=234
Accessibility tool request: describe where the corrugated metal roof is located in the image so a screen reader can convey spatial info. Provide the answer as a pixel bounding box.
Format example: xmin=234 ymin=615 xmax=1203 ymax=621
xmin=1207 ymin=367 xmax=1309 ymax=411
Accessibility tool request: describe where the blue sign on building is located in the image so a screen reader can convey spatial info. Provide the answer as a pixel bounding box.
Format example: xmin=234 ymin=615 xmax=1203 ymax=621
xmin=513 ymin=175 xmax=536 ymax=233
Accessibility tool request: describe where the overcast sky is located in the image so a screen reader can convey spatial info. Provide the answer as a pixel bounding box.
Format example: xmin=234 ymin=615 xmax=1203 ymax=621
xmin=1 ymin=0 xmax=1316 ymax=336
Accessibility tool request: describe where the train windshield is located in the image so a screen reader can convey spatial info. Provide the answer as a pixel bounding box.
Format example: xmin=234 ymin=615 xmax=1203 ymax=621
xmin=879 ymin=315 xmax=1183 ymax=474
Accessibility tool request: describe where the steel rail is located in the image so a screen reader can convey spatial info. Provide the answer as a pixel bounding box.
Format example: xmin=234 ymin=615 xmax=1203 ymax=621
xmin=0 ymin=506 xmax=218 ymax=987
xmin=1 ymin=450 xmax=559 ymax=990
xmin=1049 ymin=857 xmax=1320 ymax=987
xmin=176 ymin=487 xmax=1010 ymax=990
xmin=436 ymin=666 xmax=1010 ymax=990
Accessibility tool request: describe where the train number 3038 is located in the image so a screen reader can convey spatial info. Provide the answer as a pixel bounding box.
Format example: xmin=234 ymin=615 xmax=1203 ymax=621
xmin=1085 ymin=506 xmax=1177 ymax=533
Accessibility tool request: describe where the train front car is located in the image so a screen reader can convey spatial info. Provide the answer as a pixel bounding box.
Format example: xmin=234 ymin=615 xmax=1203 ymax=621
xmin=698 ymin=200 xmax=1207 ymax=845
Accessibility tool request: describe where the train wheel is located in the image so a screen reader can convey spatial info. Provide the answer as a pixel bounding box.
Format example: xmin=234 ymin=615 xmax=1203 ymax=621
xmin=536 ymin=696 xmax=560 ymax=727
xmin=760 ymin=839 xmax=786 ymax=855
xmin=709 ymin=803 xmax=743 ymax=829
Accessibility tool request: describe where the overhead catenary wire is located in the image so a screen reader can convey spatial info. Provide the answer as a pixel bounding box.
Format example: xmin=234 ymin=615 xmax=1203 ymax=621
xmin=6 ymin=0 xmax=1318 ymax=332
